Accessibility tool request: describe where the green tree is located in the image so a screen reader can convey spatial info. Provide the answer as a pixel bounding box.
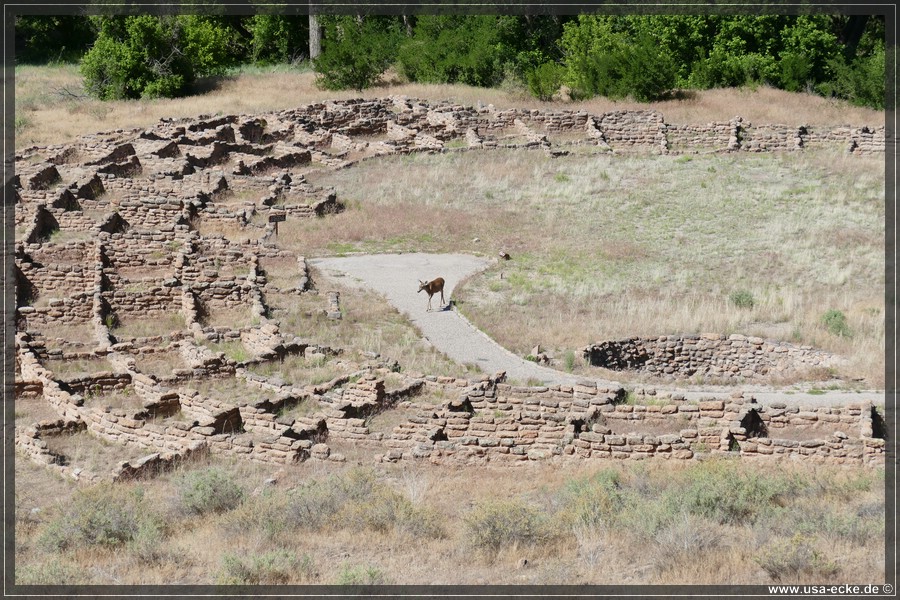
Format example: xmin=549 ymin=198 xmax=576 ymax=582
xmin=80 ymin=15 xmax=240 ymax=100
xmin=15 ymin=15 xmax=96 ymax=63
xmin=560 ymin=15 xmax=677 ymax=101
xmin=777 ymin=15 xmax=842 ymax=92
xmin=245 ymin=15 xmax=309 ymax=64
xmin=313 ymin=15 xmax=402 ymax=91
xmin=397 ymin=15 xmax=519 ymax=87
xmin=688 ymin=15 xmax=788 ymax=88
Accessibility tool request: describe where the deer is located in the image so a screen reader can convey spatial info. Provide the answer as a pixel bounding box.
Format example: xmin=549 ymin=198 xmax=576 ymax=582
xmin=418 ymin=277 xmax=445 ymax=312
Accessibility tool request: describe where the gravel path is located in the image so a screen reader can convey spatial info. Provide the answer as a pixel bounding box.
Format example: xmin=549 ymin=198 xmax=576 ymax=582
xmin=310 ymin=253 xmax=596 ymax=387
xmin=310 ymin=253 xmax=885 ymax=408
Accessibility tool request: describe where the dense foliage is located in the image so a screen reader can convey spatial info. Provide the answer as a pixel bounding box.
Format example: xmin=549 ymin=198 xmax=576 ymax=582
xmin=79 ymin=15 xmax=240 ymax=100
xmin=15 ymin=13 xmax=887 ymax=108
xmin=313 ymin=16 xmax=402 ymax=91
xmin=15 ymin=16 xmax=95 ymax=63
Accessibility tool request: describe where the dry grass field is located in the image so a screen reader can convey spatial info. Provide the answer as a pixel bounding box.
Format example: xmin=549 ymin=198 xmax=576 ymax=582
xmin=13 ymin=65 xmax=887 ymax=588
xmin=294 ymin=148 xmax=885 ymax=388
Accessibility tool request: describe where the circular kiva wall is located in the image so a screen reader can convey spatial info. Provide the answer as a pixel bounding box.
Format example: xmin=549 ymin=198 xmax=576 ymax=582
xmin=582 ymin=334 xmax=842 ymax=381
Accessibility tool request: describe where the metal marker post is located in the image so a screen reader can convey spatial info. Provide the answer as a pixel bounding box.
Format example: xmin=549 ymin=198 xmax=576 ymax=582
xmin=269 ymin=211 xmax=286 ymax=236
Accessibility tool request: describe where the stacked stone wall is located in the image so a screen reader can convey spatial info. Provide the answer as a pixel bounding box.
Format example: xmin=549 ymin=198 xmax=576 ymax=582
xmin=740 ymin=123 xmax=803 ymax=152
xmin=599 ymin=110 xmax=668 ymax=152
xmin=666 ymin=122 xmax=733 ymax=152
xmin=583 ymin=334 xmax=841 ymax=381
xmin=101 ymin=229 xmax=185 ymax=268
xmin=62 ymin=372 xmax=132 ymax=395
xmin=17 ymin=260 xmax=93 ymax=299
xmin=51 ymin=208 xmax=100 ymax=232
xmin=18 ymin=294 xmax=94 ymax=328
xmin=385 ymin=387 xmax=883 ymax=467
xmin=103 ymin=287 xmax=180 ymax=318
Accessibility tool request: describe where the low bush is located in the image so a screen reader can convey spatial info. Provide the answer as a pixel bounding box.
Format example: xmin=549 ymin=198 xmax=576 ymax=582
xmin=464 ymin=499 xmax=552 ymax=551
xmin=821 ymin=309 xmax=851 ymax=337
xmin=729 ymin=290 xmax=755 ymax=309
xmin=334 ymin=563 xmax=389 ymax=585
xmin=217 ymin=549 xmax=315 ymax=585
xmin=38 ymin=483 xmax=161 ymax=551
xmin=553 ymin=468 xmax=623 ymax=529
xmin=526 ymin=62 xmax=566 ymax=100
xmin=647 ymin=511 xmax=721 ymax=570
xmin=337 ymin=484 xmax=444 ymax=538
xmin=673 ymin=459 xmax=795 ymax=525
xmin=313 ymin=16 xmax=401 ymax=91
xmin=80 ymin=15 xmax=238 ymax=100
xmin=756 ymin=534 xmax=840 ymax=581
xmin=16 ymin=558 xmax=90 ymax=585
xmin=175 ymin=467 xmax=245 ymax=516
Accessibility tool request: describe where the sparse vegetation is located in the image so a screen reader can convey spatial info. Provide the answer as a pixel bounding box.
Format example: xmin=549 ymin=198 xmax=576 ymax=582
xmin=730 ymin=290 xmax=756 ymax=309
xmin=37 ymin=483 xmax=162 ymax=551
xmin=217 ymin=549 xmax=315 ymax=585
xmin=821 ymin=309 xmax=852 ymax=338
xmin=305 ymin=148 xmax=883 ymax=386
xmin=174 ymin=467 xmax=245 ymax=516
xmin=14 ymin=456 xmax=883 ymax=585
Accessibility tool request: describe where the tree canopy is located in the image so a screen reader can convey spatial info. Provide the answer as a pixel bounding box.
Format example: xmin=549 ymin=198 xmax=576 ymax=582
xmin=14 ymin=13 xmax=887 ymax=108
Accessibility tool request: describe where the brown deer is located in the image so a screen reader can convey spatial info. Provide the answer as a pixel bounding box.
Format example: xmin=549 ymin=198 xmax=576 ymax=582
xmin=418 ymin=277 xmax=445 ymax=312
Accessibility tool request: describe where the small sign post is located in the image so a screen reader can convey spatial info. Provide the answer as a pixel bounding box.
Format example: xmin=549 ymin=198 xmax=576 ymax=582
xmin=268 ymin=211 xmax=286 ymax=236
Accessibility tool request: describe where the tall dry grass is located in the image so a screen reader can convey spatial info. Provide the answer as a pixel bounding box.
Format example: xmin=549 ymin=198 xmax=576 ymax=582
xmin=15 ymin=64 xmax=884 ymax=151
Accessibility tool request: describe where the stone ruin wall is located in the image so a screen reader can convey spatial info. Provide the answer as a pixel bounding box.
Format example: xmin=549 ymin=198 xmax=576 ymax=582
xmin=383 ymin=380 xmax=884 ymax=467
xmin=583 ymin=334 xmax=843 ymax=381
xmin=13 ymin=97 xmax=886 ymax=483
xmin=14 ymin=326 xmax=885 ymax=485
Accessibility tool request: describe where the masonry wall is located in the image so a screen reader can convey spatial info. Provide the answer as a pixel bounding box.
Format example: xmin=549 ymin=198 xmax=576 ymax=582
xmin=583 ymin=334 xmax=841 ymax=381
xmin=384 ymin=387 xmax=884 ymax=467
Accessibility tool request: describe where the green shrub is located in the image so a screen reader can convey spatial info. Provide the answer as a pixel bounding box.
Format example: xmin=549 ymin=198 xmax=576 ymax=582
xmin=554 ymin=469 xmax=623 ymax=528
xmin=313 ymin=16 xmax=401 ymax=91
xmin=15 ymin=15 xmax=96 ymax=63
xmin=284 ymin=468 xmax=443 ymax=538
xmin=776 ymin=15 xmax=842 ymax=92
xmin=286 ymin=468 xmax=377 ymax=528
xmin=648 ymin=512 xmax=721 ymax=568
xmin=16 ymin=558 xmax=89 ymax=585
xmin=818 ymin=46 xmax=885 ymax=109
xmin=223 ymin=488 xmax=292 ymax=537
xmin=563 ymin=350 xmax=576 ymax=372
xmin=464 ymin=499 xmax=551 ymax=551
xmin=561 ymin=16 xmax=677 ymax=101
xmin=175 ymin=467 xmax=244 ymax=516
xmin=128 ymin=518 xmax=167 ymax=562
xmin=245 ymin=15 xmax=309 ymax=65
xmin=336 ymin=484 xmax=444 ymax=538
xmin=80 ymin=15 xmax=238 ymax=100
xmin=674 ymin=460 xmax=795 ymax=525
xmin=527 ymin=62 xmax=566 ymax=100
xmin=38 ymin=483 xmax=160 ymax=551
xmin=821 ymin=309 xmax=851 ymax=337
xmin=397 ymin=15 xmax=517 ymax=88
xmin=795 ymin=506 xmax=883 ymax=546
xmin=218 ymin=549 xmax=315 ymax=585
xmin=729 ymin=290 xmax=755 ymax=309
xmin=334 ymin=563 xmax=388 ymax=585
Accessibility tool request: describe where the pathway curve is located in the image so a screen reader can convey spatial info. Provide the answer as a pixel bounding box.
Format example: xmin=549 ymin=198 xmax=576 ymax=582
xmin=309 ymin=253 xmax=885 ymax=408
xmin=310 ymin=253 xmax=598 ymax=388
